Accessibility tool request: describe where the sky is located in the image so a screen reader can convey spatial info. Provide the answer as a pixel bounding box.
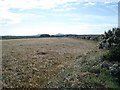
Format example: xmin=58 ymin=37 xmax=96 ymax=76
xmin=0 ymin=0 xmax=119 ymax=35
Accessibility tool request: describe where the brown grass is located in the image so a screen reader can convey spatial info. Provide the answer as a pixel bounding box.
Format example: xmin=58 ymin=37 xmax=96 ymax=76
xmin=2 ymin=38 xmax=98 ymax=88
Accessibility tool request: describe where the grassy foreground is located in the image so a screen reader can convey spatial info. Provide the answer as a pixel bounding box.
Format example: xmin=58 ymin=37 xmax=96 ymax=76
xmin=2 ymin=38 xmax=120 ymax=88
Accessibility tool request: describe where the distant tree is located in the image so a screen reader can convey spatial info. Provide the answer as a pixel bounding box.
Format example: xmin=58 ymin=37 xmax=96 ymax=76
xmin=40 ymin=34 xmax=50 ymax=37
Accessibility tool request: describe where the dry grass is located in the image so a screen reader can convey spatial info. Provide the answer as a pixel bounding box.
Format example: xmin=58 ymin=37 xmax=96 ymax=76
xmin=2 ymin=38 xmax=99 ymax=88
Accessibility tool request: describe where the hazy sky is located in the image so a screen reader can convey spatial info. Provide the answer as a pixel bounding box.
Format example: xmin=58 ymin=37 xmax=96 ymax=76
xmin=0 ymin=0 xmax=118 ymax=35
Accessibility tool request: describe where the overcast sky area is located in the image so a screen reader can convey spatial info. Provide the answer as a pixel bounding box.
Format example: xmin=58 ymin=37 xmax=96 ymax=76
xmin=0 ymin=0 xmax=119 ymax=35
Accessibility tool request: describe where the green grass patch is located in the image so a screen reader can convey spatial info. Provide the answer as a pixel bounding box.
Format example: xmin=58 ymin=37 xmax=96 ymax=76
xmin=86 ymin=68 xmax=120 ymax=89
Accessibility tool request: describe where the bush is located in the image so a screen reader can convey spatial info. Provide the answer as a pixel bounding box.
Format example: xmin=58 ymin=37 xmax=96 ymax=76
xmin=99 ymin=28 xmax=120 ymax=62
xmin=108 ymin=47 xmax=120 ymax=62
xmin=101 ymin=47 xmax=120 ymax=62
xmin=99 ymin=28 xmax=120 ymax=49
xmin=98 ymin=28 xmax=120 ymax=86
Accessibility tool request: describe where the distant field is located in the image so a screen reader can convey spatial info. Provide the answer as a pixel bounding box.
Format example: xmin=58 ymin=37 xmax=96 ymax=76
xmin=2 ymin=37 xmax=99 ymax=88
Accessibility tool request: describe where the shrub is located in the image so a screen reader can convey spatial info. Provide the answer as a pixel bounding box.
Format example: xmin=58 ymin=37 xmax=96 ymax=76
xmin=98 ymin=28 xmax=120 ymax=86
xmin=107 ymin=47 xmax=120 ymax=62
xmin=101 ymin=47 xmax=120 ymax=62
xmin=99 ymin=28 xmax=120 ymax=49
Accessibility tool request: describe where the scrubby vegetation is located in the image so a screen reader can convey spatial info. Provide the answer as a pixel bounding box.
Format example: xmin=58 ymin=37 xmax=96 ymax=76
xmin=98 ymin=28 xmax=120 ymax=86
xmin=99 ymin=28 xmax=120 ymax=49
xmin=101 ymin=47 xmax=120 ymax=62
xmin=2 ymin=34 xmax=101 ymax=41
xmin=99 ymin=28 xmax=120 ymax=62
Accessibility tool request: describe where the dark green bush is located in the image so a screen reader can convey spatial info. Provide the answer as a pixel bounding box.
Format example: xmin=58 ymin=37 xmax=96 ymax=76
xmin=108 ymin=47 xmax=120 ymax=62
xmin=101 ymin=47 xmax=120 ymax=62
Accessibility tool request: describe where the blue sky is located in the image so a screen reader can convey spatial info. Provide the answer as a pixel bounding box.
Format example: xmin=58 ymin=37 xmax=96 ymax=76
xmin=0 ymin=0 xmax=119 ymax=35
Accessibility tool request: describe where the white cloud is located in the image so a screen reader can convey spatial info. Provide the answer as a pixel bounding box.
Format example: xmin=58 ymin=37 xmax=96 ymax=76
xmin=84 ymin=2 xmax=96 ymax=6
xmin=0 ymin=7 xmax=45 ymax=26
xmin=0 ymin=0 xmax=80 ymax=25
xmin=53 ymin=7 xmax=76 ymax=12
xmin=0 ymin=0 xmax=118 ymax=27
xmin=0 ymin=7 xmax=21 ymax=25
xmin=0 ymin=0 xmax=119 ymax=10
xmin=0 ymin=0 xmax=79 ymax=9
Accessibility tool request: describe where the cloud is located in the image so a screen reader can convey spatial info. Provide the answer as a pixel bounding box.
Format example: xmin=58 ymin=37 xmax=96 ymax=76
xmin=0 ymin=0 xmax=79 ymax=10
xmin=0 ymin=0 xmax=118 ymax=27
xmin=53 ymin=7 xmax=76 ymax=12
xmin=84 ymin=2 xmax=96 ymax=6
xmin=0 ymin=7 xmax=44 ymax=26
xmin=0 ymin=0 xmax=80 ymax=25
xmin=0 ymin=0 xmax=119 ymax=10
xmin=0 ymin=7 xmax=21 ymax=26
